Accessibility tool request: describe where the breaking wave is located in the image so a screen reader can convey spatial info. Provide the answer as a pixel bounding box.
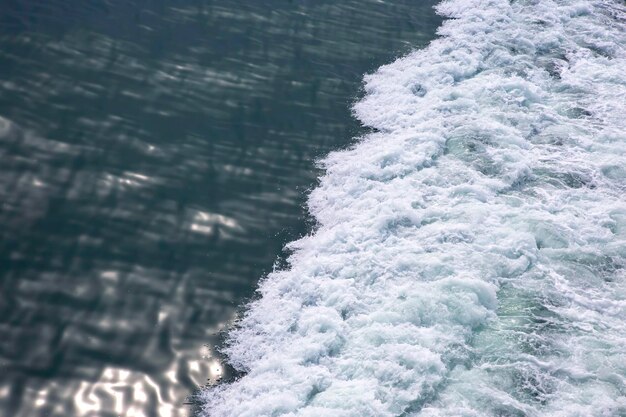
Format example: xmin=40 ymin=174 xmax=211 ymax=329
xmin=199 ymin=0 xmax=626 ymax=415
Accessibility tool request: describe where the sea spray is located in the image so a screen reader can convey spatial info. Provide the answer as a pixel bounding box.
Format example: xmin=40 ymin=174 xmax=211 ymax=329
xmin=200 ymin=0 xmax=626 ymax=415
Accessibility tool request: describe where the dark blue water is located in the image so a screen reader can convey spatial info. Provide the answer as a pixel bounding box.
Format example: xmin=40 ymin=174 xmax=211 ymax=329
xmin=0 ymin=1 xmax=442 ymax=416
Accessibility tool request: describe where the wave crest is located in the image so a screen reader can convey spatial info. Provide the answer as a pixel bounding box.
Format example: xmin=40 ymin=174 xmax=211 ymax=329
xmin=200 ymin=1 xmax=626 ymax=416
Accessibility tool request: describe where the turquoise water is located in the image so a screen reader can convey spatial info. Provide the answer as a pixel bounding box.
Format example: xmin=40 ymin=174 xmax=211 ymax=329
xmin=0 ymin=1 xmax=442 ymax=416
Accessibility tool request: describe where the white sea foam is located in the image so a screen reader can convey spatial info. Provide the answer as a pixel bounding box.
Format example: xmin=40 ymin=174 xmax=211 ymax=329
xmin=199 ymin=0 xmax=626 ymax=415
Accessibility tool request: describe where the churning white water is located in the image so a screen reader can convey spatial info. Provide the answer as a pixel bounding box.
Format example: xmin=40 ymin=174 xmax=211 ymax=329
xmin=199 ymin=0 xmax=626 ymax=415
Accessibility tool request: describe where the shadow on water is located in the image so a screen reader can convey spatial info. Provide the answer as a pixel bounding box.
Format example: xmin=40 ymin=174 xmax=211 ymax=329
xmin=0 ymin=1 xmax=442 ymax=416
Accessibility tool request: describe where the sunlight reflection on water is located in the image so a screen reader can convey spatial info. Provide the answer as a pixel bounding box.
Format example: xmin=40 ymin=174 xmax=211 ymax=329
xmin=0 ymin=1 xmax=442 ymax=416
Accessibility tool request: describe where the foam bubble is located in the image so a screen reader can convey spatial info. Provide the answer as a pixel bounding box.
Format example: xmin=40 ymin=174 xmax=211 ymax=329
xmin=200 ymin=0 xmax=626 ymax=415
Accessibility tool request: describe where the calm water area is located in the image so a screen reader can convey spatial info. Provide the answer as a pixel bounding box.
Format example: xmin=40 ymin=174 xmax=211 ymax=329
xmin=0 ymin=1 xmax=442 ymax=416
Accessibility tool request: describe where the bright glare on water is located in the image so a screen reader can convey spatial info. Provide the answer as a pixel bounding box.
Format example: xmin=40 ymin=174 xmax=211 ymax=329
xmin=0 ymin=1 xmax=442 ymax=417
xmin=2 ymin=0 xmax=625 ymax=416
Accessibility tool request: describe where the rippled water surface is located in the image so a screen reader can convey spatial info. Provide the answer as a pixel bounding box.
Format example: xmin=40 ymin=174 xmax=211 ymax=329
xmin=198 ymin=1 xmax=626 ymax=416
xmin=0 ymin=1 xmax=442 ymax=416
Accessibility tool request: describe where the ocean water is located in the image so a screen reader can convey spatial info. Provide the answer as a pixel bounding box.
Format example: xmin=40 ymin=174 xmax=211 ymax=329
xmin=0 ymin=1 xmax=442 ymax=417
xmin=200 ymin=0 xmax=626 ymax=416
